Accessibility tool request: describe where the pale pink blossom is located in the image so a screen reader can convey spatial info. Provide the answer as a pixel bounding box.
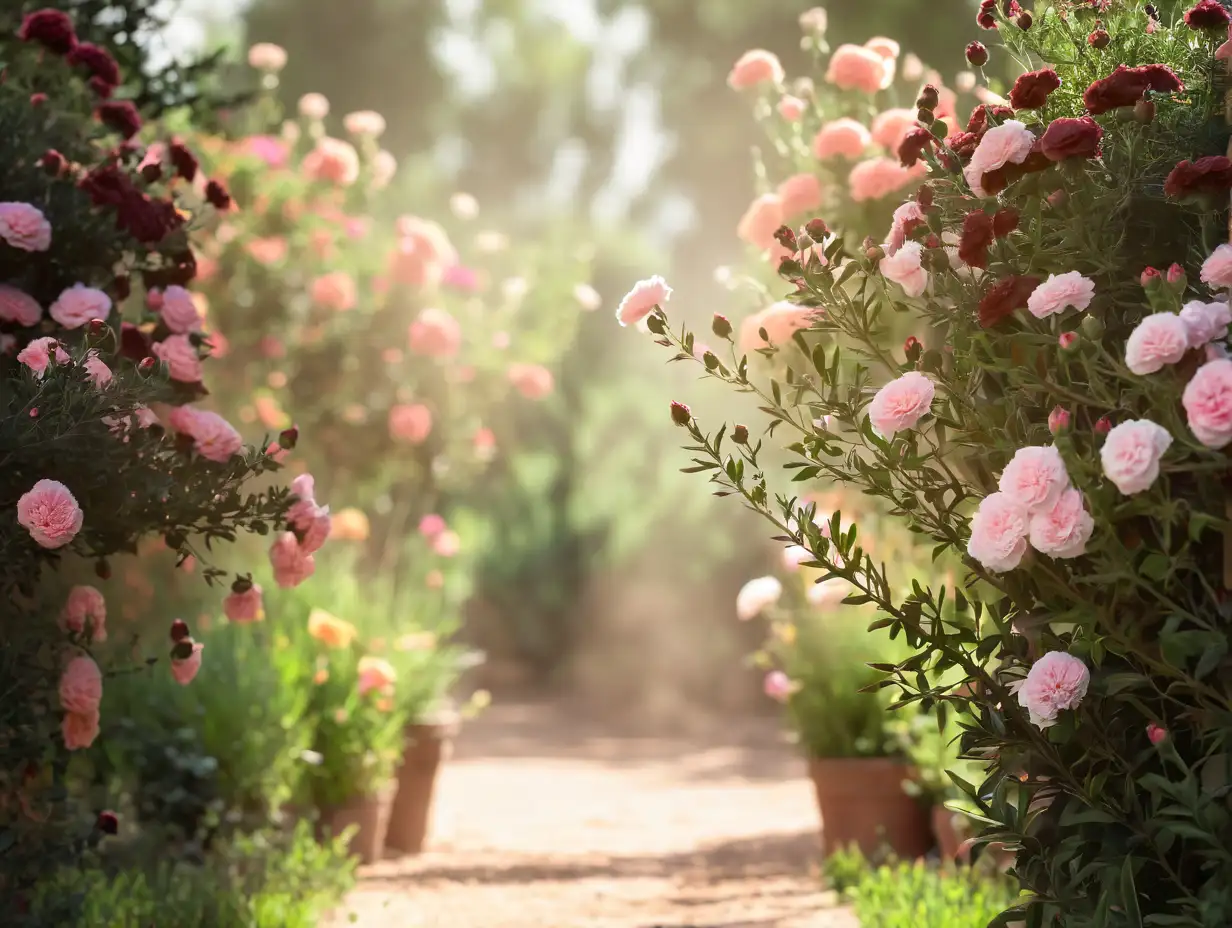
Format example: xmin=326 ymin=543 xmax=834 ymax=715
xmin=964 ymin=120 xmax=1036 ymax=197
xmin=826 ymin=44 xmax=892 ymax=93
xmin=62 ymin=710 xmax=99 ymax=751
xmin=868 ymin=369 xmax=934 ymax=437
xmin=168 ymin=406 xmax=243 ymax=462
xmin=616 ymin=275 xmax=672 ymax=327
xmin=1026 ymin=272 xmax=1095 ymax=319
xmin=1125 ymin=312 xmax=1190 ymax=375
xmin=1100 ymin=419 xmax=1173 ymax=495
xmin=574 ymin=283 xmax=602 ymax=311
xmin=17 ymin=479 xmax=82 ymax=549
xmin=871 ymin=108 xmax=918 ymax=150
xmin=1028 ymin=488 xmax=1094 ymax=559
xmin=1201 ymin=244 xmax=1232 ymax=289
xmin=885 ymin=201 xmax=927 ymax=256
xmin=388 ymin=403 xmax=433 ymax=444
xmin=433 ymin=529 xmax=461 ymax=557
xmin=419 ymin=513 xmax=446 ymax=538
xmin=302 ymin=137 xmax=360 ymax=186
xmin=799 ymin=7 xmax=827 ymax=34
xmin=372 ymin=150 xmax=398 ymax=189
xmin=0 ymin=285 xmax=42 ymax=326
xmin=864 ymin=37 xmax=900 ymax=60
xmin=728 ymin=49 xmax=784 ymax=90
xmin=509 ymin=363 xmax=554 ymax=399
xmin=49 ymin=284 xmax=111 ymax=329
xmin=880 ymin=241 xmax=928 ymax=297
xmin=848 ymin=157 xmax=924 ymax=202
xmin=812 ymin=118 xmax=871 ymax=160
xmin=408 ymin=307 xmax=462 ymax=358
xmin=998 ymin=445 xmax=1069 ymax=515
xmin=172 ymin=642 xmax=204 ymax=685
xmin=781 ymin=545 xmax=812 ymax=570
xmin=82 ymin=352 xmax=112 ymax=388
xmin=1179 ymin=300 xmax=1232 ymax=349
xmin=1183 ymin=357 xmax=1232 ymax=448
xmin=1018 ymin=651 xmax=1089 ymax=729
xmin=247 ymin=42 xmax=287 ymax=72
xmin=343 ymin=110 xmax=386 ymax=137
xmin=763 ymin=670 xmax=798 ymax=703
xmin=223 ymin=584 xmax=264 ymax=623
xmin=310 ymin=271 xmax=357 ymax=311
xmin=60 ymin=655 xmax=102 ymax=715
xmin=739 ymin=301 xmax=817 ymax=352
xmin=808 ymin=576 xmax=852 ymax=608
xmin=292 ymin=501 xmax=331 ymax=555
xmin=61 ymin=586 xmax=106 ymax=641
xmin=737 ymin=193 xmax=785 ymax=252
xmin=156 ymin=285 xmax=203 ymax=333
xmin=776 ymin=173 xmax=823 ymax=218
xmin=269 ymin=531 xmax=316 ymax=588
xmin=0 ymin=202 xmax=52 ymax=251
xmin=777 ymin=95 xmax=807 ymax=121
xmin=967 ymin=492 xmax=1030 ymax=573
xmin=17 ymin=337 xmax=69 ymax=378
xmin=298 ymin=92 xmax=330 ymax=119
xmin=152 ymin=334 xmax=203 ymax=383
xmin=736 ymin=576 xmax=782 ymax=621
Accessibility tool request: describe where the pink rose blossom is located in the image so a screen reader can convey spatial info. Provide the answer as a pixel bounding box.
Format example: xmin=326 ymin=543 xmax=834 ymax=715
xmin=1147 ymin=723 xmax=1168 ymax=745
xmin=156 ymin=286 xmax=203 ymax=333
xmin=964 ymin=120 xmax=1036 ymax=197
xmin=1018 ymin=651 xmax=1089 ymax=729
xmin=777 ymin=95 xmax=807 ymax=121
xmin=269 ymin=531 xmax=316 ymax=588
xmin=17 ymin=479 xmax=83 ymax=549
xmin=1179 ymin=300 xmax=1232 ymax=349
xmin=310 ymin=271 xmax=357 ymax=311
xmin=868 ymin=370 xmax=934 ymax=438
xmin=152 ymin=334 xmax=203 ymax=383
xmin=223 ymin=584 xmax=264 ymax=623
xmin=1028 ymin=487 xmax=1094 ymax=559
xmin=1201 ymin=244 xmax=1232 ymax=290
xmin=0 ymin=202 xmax=52 ymax=251
xmin=616 ymin=275 xmax=672 ymax=327
xmin=18 ymin=337 xmax=70 ymax=377
xmin=81 ymin=352 xmax=112 ymax=388
xmin=776 ymin=174 xmax=823 ymax=218
xmin=1026 ymin=272 xmax=1095 ymax=319
xmin=737 ymin=193 xmax=786 ymax=252
xmin=763 ymin=670 xmax=797 ymax=703
xmin=1100 ymin=419 xmax=1173 ymax=495
xmin=812 ymin=118 xmax=871 ymax=160
xmin=1125 ymin=312 xmax=1190 ymax=375
xmin=61 ymin=586 xmax=107 ymax=641
xmin=302 ymin=137 xmax=360 ymax=186
xmin=825 ymin=44 xmax=891 ymax=93
xmin=508 ymin=363 xmax=554 ymax=399
xmin=966 ymin=492 xmax=1030 ymax=573
xmin=848 ymin=157 xmax=924 ymax=202
xmin=419 ymin=513 xmax=446 ymax=538
xmin=0 ymin=285 xmax=42 ymax=326
xmin=408 ymin=307 xmax=462 ymax=358
xmin=172 ymin=641 xmax=204 ymax=685
xmin=62 ymin=710 xmax=100 ymax=751
xmin=433 ymin=529 xmax=461 ymax=557
xmin=739 ymin=302 xmax=817 ymax=352
xmin=880 ymin=241 xmax=928 ymax=297
xmin=727 ymin=49 xmax=784 ymax=89
xmin=49 ymin=284 xmax=111 ymax=329
xmin=998 ymin=445 xmax=1070 ymax=515
xmin=736 ymin=576 xmax=782 ymax=621
xmin=388 ymin=403 xmax=433 ymax=444
xmin=169 ymin=406 xmax=243 ymax=462
xmin=60 ymin=655 xmax=102 ymax=715
xmin=1183 ymin=357 xmax=1232 ymax=448
xmin=871 ymin=108 xmax=919 ymax=150
xmin=885 ymin=201 xmax=927 ymax=256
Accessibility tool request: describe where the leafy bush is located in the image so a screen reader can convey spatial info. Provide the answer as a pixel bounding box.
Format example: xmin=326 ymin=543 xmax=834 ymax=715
xmin=850 ymin=859 xmax=1019 ymax=928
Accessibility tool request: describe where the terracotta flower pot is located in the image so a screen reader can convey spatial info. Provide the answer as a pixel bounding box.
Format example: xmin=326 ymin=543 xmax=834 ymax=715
xmin=808 ymin=756 xmax=932 ymax=859
xmin=385 ymin=720 xmax=454 ymax=854
xmin=932 ymin=805 xmax=964 ymax=860
xmin=318 ymin=780 xmax=397 ymax=864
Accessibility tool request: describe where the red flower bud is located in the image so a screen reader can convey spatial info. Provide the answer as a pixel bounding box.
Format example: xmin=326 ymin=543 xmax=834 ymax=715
xmin=1140 ymin=266 xmax=1162 ymax=286
xmin=170 ymin=619 xmax=190 ymax=642
xmin=40 ymin=149 xmax=66 ymax=176
xmin=804 ymin=218 xmax=829 ymax=241
xmin=1058 ymin=331 xmax=1078 ymax=350
xmin=1016 ymin=10 xmax=1032 ymax=29
xmin=205 ymin=179 xmax=232 ymax=210
xmin=773 ymin=225 xmax=797 ymax=251
xmin=29 ymin=92 xmax=48 ymax=107
xmin=966 ymin=42 xmax=989 ymax=66
xmin=1094 ymin=415 xmax=1113 ymax=435
xmin=1088 ymin=29 xmax=1110 ymax=49
xmin=670 ymin=401 xmax=692 ymax=427
xmin=712 ymin=314 xmax=733 ymax=339
xmin=137 ymin=356 xmax=157 ymax=375
xmin=1048 ymin=406 xmax=1071 ymax=435
xmin=278 ymin=425 xmax=299 ymax=450
xmin=916 ymin=185 xmax=934 ymax=209
xmin=87 ymin=318 xmax=107 ymax=336
xmin=1146 ymin=722 xmax=1167 ymax=744
xmin=732 ymin=424 xmax=749 ymax=444
xmin=1167 ymin=263 xmax=1186 ymax=284
xmin=140 ymin=162 xmax=163 ymax=184
xmin=97 ymin=810 xmax=119 ymax=835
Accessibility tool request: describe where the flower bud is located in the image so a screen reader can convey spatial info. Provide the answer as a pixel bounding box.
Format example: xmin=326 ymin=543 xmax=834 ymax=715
xmin=140 ymin=162 xmax=163 ymax=184
xmin=904 ymin=336 xmax=923 ymax=363
xmin=1146 ymin=722 xmax=1167 ymax=745
xmin=670 ymin=401 xmax=692 ymax=427
xmin=1081 ymin=315 xmax=1104 ymax=339
xmin=231 ymin=576 xmax=253 ymax=595
xmin=712 ymin=313 xmax=733 ymax=339
xmin=1167 ymin=263 xmax=1186 ymax=286
xmin=1134 ymin=98 xmax=1155 ymax=124
xmin=1016 ymin=10 xmax=1032 ymax=28
xmin=96 ymin=811 xmax=119 ymax=835
xmin=804 ymin=218 xmax=829 ymax=241
xmin=916 ymin=185 xmax=934 ymax=209
xmin=170 ymin=619 xmax=190 ymax=642
xmin=1140 ymin=266 xmax=1161 ymax=287
xmin=732 ymin=424 xmax=749 ymax=444
xmin=137 ymin=356 xmax=157 ymax=376
xmin=87 ymin=318 xmax=107 ymax=337
xmin=1088 ymin=29 xmax=1110 ymax=49
xmin=916 ymin=85 xmax=940 ymax=111
xmin=1094 ymin=415 xmax=1113 ymax=436
xmin=40 ymin=149 xmax=65 ymax=176
xmin=1058 ymin=331 xmax=1078 ymax=350
xmin=29 ymin=92 xmax=47 ymax=107
xmin=1048 ymin=406 xmax=1070 ymax=435
xmin=965 ymin=42 xmax=989 ymax=67
xmin=278 ymin=425 xmax=299 ymax=450
xmin=773 ymin=224 xmax=797 ymax=251
xmin=924 ymin=234 xmax=941 ymax=249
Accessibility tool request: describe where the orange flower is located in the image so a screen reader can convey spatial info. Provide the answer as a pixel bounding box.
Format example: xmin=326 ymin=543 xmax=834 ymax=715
xmin=313 ymin=668 xmax=329 ymax=685
xmin=330 ymin=507 xmax=370 ymax=541
xmin=307 ymin=609 xmax=357 ymax=649
xmin=357 ymin=656 xmax=397 ymax=696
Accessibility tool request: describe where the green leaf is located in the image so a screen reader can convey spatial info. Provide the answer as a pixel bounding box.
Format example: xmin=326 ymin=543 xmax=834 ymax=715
xmin=1120 ymin=857 xmax=1143 ymax=928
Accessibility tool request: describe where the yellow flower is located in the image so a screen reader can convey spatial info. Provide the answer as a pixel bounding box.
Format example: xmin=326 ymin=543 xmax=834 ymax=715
xmin=775 ymin=622 xmax=798 ymax=645
xmin=307 ymin=609 xmax=358 ymax=649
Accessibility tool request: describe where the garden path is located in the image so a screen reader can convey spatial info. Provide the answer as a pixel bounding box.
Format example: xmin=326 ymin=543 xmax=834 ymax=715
xmin=325 ymin=695 xmax=857 ymax=928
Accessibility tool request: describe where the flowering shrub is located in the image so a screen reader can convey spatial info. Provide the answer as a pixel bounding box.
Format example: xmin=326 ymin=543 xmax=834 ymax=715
xmin=642 ymin=1 xmax=1232 ymax=923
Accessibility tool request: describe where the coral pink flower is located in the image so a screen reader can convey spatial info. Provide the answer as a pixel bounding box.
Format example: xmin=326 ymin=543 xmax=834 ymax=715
xmin=1147 ymin=723 xmax=1168 ymax=745
xmin=737 ymin=193 xmax=786 ymax=252
xmin=1029 ymin=487 xmax=1094 ymax=559
xmin=302 ymin=137 xmax=360 ymax=186
xmin=1179 ymin=300 xmax=1232 ymax=349
xmin=357 ymin=656 xmax=397 ymax=696
xmin=777 ymin=94 xmax=807 ymax=121
xmin=388 ymin=403 xmax=433 ymax=444
xmin=776 ymin=173 xmax=823 ymax=218
xmin=0 ymin=285 xmax=42 ymax=326
xmin=848 ymin=157 xmax=924 ymax=202
xmin=82 ymin=352 xmax=112 ymax=388
xmin=61 ymin=586 xmax=106 ymax=641
xmin=60 ymin=655 xmax=102 ymax=715
xmin=298 ymin=92 xmax=330 ymax=119
xmin=964 ymin=120 xmax=1036 ymax=196
xmin=508 ymin=363 xmax=554 ymax=400
xmin=474 ymin=427 xmax=497 ymax=457
xmin=419 ymin=513 xmax=447 ymax=538
xmin=998 ymin=445 xmax=1070 ymax=515
xmin=885 ymin=201 xmax=927 ymax=256
xmin=871 ymin=108 xmax=918 ymax=150
xmin=1018 ymin=651 xmax=1089 ymax=729
xmin=736 ymin=576 xmax=782 ymax=620
xmin=739 ymin=302 xmax=817 ymax=352
xmin=0 ymin=202 xmax=52 ymax=251
xmin=63 ymin=710 xmax=100 ymax=751
xmin=880 ymin=241 xmax=928 ymax=297
xmin=825 ymin=44 xmax=891 ymax=93
xmin=1125 ymin=312 xmax=1190 ymax=375
xmin=247 ymin=42 xmax=287 ymax=71
xmin=269 ymin=531 xmax=316 ymax=588
xmin=49 ymin=284 xmax=111 ymax=329
xmin=616 ymin=275 xmax=672 ymax=327
xmin=310 ymin=271 xmax=357 ymax=311
xmin=172 ymin=642 xmax=204 ymax=685
xmin=812 ymin=118 xmax=872 ymax=160
xmin=967 ymin=492 xmax=1030 ymax=572
xmin=433 ymin=529 xmax=461 ymax=557
xmin=763 ymin=670 xmax=798 ymax=703
xmin=864 ymin=36 xmax=900 ymax=60
xmin=727 ymin=49 xmax=784 ymax=89
xmin=1183 ymin=357 xmax=1232 ymax=448
xmin=152 ymin=334 xmax=203 ymax=382
xmin=294 ymin=502 xmax=331 ymax=555
xmin=343 ymin=110 xmax=387 ymax=137
xmin=245 ymin=236 xmax=287 ymax=265
xmin=1026 ymin=272 xmax=1095 ymax=319
xmin=18 ymin=479 xmax=83 ymax=549
xmin=1100 ymin=419 xmax=1173 ymax=495
xmin=223 ymin=584 xmax=264 ymax=623
xmin=156 ymin=285 xmax=203 ymax=333
xmin=1201 ymin=243 xmax=1232 ymax=289
xmin=18 ymin=336 xmax=70 ymax=377
xmin=868 ymin=370 xmax=934 ymax=438
xmin=408 ymin=307 xmax=462 ymax=358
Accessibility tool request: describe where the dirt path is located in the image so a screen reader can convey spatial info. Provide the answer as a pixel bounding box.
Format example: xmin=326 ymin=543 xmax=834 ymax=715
xmin=327 ymin=697 xmax=856 ymax=928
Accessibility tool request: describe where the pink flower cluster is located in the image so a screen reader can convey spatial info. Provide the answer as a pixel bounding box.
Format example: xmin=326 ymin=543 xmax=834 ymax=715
xmin=61 ymin=586 xmax=107 ymax=641
xmin=408 ymin=307 xmax=462 ymax=358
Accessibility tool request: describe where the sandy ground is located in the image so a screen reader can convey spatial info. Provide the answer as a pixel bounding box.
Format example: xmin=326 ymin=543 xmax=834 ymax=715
xmin=324 ymin=697 xmax=857 ymax=928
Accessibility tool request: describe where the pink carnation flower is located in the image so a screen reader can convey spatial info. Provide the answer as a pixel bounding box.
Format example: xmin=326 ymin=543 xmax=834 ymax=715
xmin=1028 ymin=487 xmax=1094 ymax=559
xmin=964 ymin=120 xmax=1036 ymax=197
xmin=343 ymin=110 xmax=387 ymax=137
xmin=868 ymin=370 xmax=934 ymax=438
xmin=763 ymin=670 xmax=798 ymax=703
xmin=49 ymin=284 xmax=112 ymax=329
xmin=223 ymin=584 xmax=264 ymax=623
xmin=60 ymin=655 xmax=102 ymax=715
xmin=1182 ymin=357 xmax=1232 ymax=448
xmin=998 ymin=445 xmax=1069 ymax=515
xmin=871 ymin=108 xmax=919 ymax=150
xmin=157 ymin=286 xmax=203 ymax=333
xmin=777 ymin=95 xmax=807 ymax=121
xmin=299 ymin=92 xmax=330 ymax=119
xmin=0 ymin=285 xmax=42 ymax=326
xmin=508 ymin=363 xmax=554 ymax=400
xmin=302 ymin=137 xmax=360 ymax=186
xmin=736 ymin=576 xmax=782 ymax=621
xmin=310 ymin=271 xmax=358 ymax=312
xmin=169 ymin=406 xmax=243 ymax=462
xmin=616 ymin=275 xmax=672 ymax=327
xmin=879 ymin=241 xmax=928 ymax=297
xmin=825 ymin=44 xmax=891 ymax=93
xmin=848 ymin=157 xmax=923 ymax=202
xmin=269 ymin=531 xmax=316 ymax=588
xmin=738 ymin=302 xmax=817 ymax=352
xmin=357 ymin=656 xmax=397 ymax=696
xmin=1017 ymin=651 xmax=1089 ymax=729
xmin=966 ymin=492 xmax=1030 ymax=573
xmin=1125 ymin=312 xmax=1190 ymax=375
xmin=727 ymin=49 xmax=784 ymax=89
xmin=885 ymin=201 xmax=927 ymax=256
xmin=172 ymin=642 xmax=204 ymax=685
xmin=812 ymin=118 xmax=871 ymax=160
xmin=0 ymin=201 xmax=52 ymax=252
xmin=63 ymin=710 xmax=100 ymax=751
xmin=82 ymin=352 xmax=112 ymax=388
xmin=1202 ymin=244 xmax=1232 ymax=290
xmin=737 ymin=193 xmax=786 ymax=252
xmin=388 ymin=403 xmax=433 ymax=444
xmin=17 ymin=337 xmax=70 ymax=378
xmin=152 ymin=334 xmax=203 ymax=383
xmin=408 ymin=307 xmax=462 ymax=358
xmin=1179 ymin=300 xmax=1232 ymax=349
xmin=61 ymin=586 xmax=107 ymax=641
xmin=17 ymin=479 xmax=83 ymax=549
xmin=1100 ymin=419 xmax=1173 ymax=495
xmin=1026 ymin=272 xmax=1095 ymax=319
xmin=776 ymin=173 xmax=823 ymax=218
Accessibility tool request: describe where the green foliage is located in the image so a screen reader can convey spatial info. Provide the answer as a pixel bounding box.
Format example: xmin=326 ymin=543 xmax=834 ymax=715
xmin=850 ymin=859 xmax=1020 ymax=928
xmin=888 ymin=707 xmax=986 ymax=810
xmin=823 ymin=841 xmax=878 ymax=893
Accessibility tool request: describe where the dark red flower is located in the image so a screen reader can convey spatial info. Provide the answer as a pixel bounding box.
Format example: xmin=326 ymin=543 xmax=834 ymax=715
xmin=168 ymin=139 xmax=199 ymax=183
xmin=1083 ymin=64 xmax=1183 ymax=116
xmin=916 ymin=185 xmax=934 ymax=209
xmin=1040 ymin=116 xmax=1103 ymax=161
xmin=67 ymin=42 xmax=120 ymax=88
xmin=1008 ymin=68 xmax=1060 ymax=110
xmin=966 ymin=41 xmax=989 ymax=66
xmin=117 ymin=194 xmax=183 ymax=244
xmin=1184 ymin=0 xmax=1231 ymax=29
xmin=88 ymin=76 xmax=114 ymax=98
xmin=670 ymin=401 xmax=692 ymax=426
xmin=18 ymin=9 xmax=77 ymax=55
xmin=958 ymin=211 xmax=996 ymax=269
xmin=119 ymin=322 xmax=153 ymax=362
xmin=966 ymin=104 xmax=1014 ymax=136
xmin=80 ymin=163 xmax=134 ymax=208
xmin=143 ymin=249 xmax=197 ymax=289
xmin=96 ymin=811 xmax=118 ymax=835
xmin=1088 ymin=29 xmax=1111 ymax=49
xmin=205 ymin=179 xmax=232 ymax=210
xmin=96 ymin=101 xmax=142 ymax=139
xmin=992 ymin=208 xmax=1020 ymax=238
xmin=1164 ymin=155 xmax=1232 ymax=200
xmin=977 ymin=1 xmax=998 ymax=29
xmin=898 ymin=127 xmax=936 ymax=167
xmin=170 ymin=619 xmax=190 ymax=642
xmin=978 ymin=275 xmax=1041 ymax=328
xmin=40 ymin=149 xmax=66 ymax=176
